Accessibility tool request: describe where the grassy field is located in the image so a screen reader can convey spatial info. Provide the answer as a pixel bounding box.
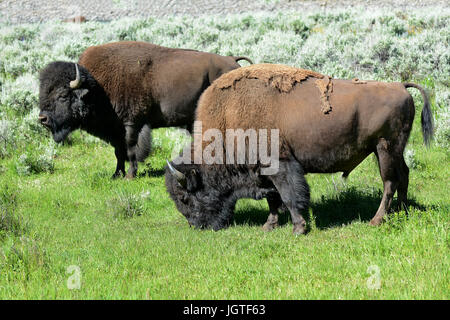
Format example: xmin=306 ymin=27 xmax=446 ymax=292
xmin=0 ymin=9 xmax=449 ymax=299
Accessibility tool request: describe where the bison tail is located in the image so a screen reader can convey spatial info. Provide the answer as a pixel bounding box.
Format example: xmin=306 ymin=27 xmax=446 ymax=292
xmin=233 ymin=56 xmax=254 ymax=65
xmin=136 ymin=124 xmax=152 ymax=162
xmin=403 ymin=82 xmax=434 ymax=147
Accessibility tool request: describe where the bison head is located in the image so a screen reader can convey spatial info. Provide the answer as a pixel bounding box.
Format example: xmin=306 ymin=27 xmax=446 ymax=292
xmin=38 ymin=61 xmax=90 ymax=143
xmin=165 ymin=159 xmax=276 ymax=231
xmin=165 ymin=160 xmax=236 ymax=231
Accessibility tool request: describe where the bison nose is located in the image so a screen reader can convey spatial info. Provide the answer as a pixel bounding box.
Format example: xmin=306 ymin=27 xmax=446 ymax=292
xmin=38 ymin=115 xmax=48 ymax=124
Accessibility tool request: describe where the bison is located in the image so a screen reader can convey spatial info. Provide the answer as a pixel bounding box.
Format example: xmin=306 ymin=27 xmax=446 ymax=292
xmin=38 ymin=41 xmax=253 ymax=178
xmin=165 ymin=64 xmax=433 ymax=234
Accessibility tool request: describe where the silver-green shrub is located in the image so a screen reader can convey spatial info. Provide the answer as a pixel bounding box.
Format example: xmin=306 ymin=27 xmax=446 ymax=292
xmin=15 ymin=141 xmax=57 ymax=176
xmin=0 ymin=74 xmax=38 ymax=115
xmin=435 ymin=111 xmax=450 ymax=149
xmin=106 ymin=190 xmax=145 ymax=219
xmin=404 ymin=148 xmax=418 ymax=169
xmin=0 ymin=120 xmax=16 ymax=158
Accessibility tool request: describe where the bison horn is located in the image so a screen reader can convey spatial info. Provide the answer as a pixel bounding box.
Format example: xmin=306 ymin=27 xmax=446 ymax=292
xmin=69 ymin=64 xmax=82 ymax=89
xmin=166 ymin=160 xmax=186 ymax=188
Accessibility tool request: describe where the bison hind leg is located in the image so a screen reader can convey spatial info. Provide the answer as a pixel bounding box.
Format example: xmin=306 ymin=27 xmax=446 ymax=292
xmin=124 ymin=125 xmax=141 ymax=179
xmin=268 ymin=159 xmax=310 ymax=235
xmin=136 ymin=124 xmax=152 ymax=162
xmin=371 ymin=138 xmax=409 ymax=225
xmin=396 ymin=156 xmax=409 ymax=212
xmin=123 ymin=124 xmax=152 ymax=179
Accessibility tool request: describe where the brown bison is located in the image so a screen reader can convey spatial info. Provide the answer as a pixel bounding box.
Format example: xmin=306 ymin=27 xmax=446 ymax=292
xmin=38 ymin=41 xmax=253 ymax=178
xmin=62 ymin=16 xmax=87 ymax=23
xmin=166 ymin=64 xmax=433 ymax=234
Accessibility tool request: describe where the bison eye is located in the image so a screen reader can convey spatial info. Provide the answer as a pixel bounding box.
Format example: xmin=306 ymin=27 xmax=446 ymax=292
xmin=181 ymin=195 xmax=189 ymax=204
xmin=57 ymin=96 xmax=68 ymax=103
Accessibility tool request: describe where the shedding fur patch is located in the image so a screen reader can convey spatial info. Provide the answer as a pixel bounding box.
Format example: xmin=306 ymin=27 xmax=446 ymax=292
xmin=352 ymin=78 xmax=367 ymax=84
xmin=315 ymin=75 xmax=333 ymax=114
xmin=215 ymin=64 xmax=334 ymax=114
xmin=136 ymin=124 xmax=152 ymax=162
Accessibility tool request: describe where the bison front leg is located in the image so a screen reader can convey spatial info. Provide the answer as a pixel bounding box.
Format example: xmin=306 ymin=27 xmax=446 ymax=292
xmin=262 ymin=193 xmax=282 ymax=232
xmin=112 ymin=146 xmax=127 ymax=178
xmin=269 ymin=160 xmax=310 ymax=235
xmin=124 ymin=125 xmax=139 ymax=179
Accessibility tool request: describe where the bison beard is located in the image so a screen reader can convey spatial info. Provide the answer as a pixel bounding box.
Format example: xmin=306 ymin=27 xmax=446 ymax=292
xmin=166 ymin=64 xmax=434 ymax=234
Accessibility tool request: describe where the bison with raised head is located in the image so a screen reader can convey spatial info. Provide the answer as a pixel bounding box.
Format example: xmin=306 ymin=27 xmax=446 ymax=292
xmin=38 ymin=41 xmax=253 ymax=178
xmin=166 ymin=64 xmax=433 ymax=234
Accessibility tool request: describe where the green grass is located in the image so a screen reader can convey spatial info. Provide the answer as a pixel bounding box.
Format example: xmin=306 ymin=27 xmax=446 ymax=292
xmin=0 ymin=109 xmax=448 ymax=299
xmin=0 ymin=9 xmax=449 ymax=299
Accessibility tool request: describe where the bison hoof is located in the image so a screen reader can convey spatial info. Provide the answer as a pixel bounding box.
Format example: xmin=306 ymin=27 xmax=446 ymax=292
xmin=292 ymin=224 xmax=306 ymax=235
xmin=125 ymin=173 xmax=135 ymax=180
xmin=369 ymin=217 xmax=383 ymax=226
xmin=262 ymin=222 xmax=279 ymax=232
xmin=112 ymin=172 xmax=124 ymax=179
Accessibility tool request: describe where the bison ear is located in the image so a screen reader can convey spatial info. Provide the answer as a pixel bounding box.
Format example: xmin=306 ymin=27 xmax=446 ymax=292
xmin=74 ymin=88 xmax=89 ymax=100
xmin=186 ymin=169 xmax=201 ymax=192
xmin=72 ymin=88 xmax=89 ymax=118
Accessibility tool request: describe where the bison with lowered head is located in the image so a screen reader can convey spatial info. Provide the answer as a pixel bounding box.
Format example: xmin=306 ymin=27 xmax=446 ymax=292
xmin=166 ymin=64 xmax=433 ymax=234
xmin=38 ymin=41 xmax=253 ymax=178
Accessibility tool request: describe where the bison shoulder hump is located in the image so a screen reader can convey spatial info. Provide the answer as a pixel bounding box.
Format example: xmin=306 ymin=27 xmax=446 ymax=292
xmin=213 ymin=63 xmax=327 ymax=93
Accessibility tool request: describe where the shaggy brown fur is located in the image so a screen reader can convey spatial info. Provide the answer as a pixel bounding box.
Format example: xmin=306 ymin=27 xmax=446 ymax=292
xmin=215 ymin=63 xmax=325 ymax=92
xmin=195 ymin=63 xmax=433 ymax=229
xmin=78 ymin=41 xmax=250 ymax=128
xmin=315 ymin=75 xmax=333 ymax=113
xmin=352 ymin=78 xmax=367 ymax=84
xmin=62 ymin=16 xmax=86 ymax=23
xmin=214 ymin=63 xmax=333 ymax=113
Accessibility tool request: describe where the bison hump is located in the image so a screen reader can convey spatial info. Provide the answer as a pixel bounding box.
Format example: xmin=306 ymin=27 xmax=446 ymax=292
xmin=214 ymin=63 xmax=327 ymax=93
